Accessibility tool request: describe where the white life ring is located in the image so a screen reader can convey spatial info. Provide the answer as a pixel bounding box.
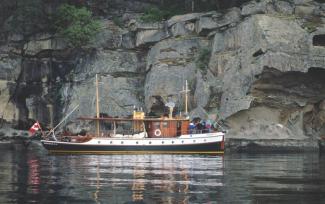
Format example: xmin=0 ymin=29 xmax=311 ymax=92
xmin=154 ymin=129 xmax=161 ymax=137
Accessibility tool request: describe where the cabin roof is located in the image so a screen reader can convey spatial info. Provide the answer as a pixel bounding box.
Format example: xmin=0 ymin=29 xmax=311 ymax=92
xmin=78 ymin=117 xmax=190 ymax=122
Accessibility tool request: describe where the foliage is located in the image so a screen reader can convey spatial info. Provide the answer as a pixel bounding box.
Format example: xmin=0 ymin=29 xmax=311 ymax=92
xmin=9 ymin=0 xmax=48 ymax=35
xmin=140 ymin=7 xmax=167 ymax=23
xmin=112 ymin=16 xmax=123 ymax=28
xmin=140 ymin=7 xmax=184 ymax=23
xmin=158 ymin=0 xmax=223 ymax=13
xmin=54 ymin=4 xmax=101 ymax=47
xmin=195 ymin=48 xmax=211 ymax=74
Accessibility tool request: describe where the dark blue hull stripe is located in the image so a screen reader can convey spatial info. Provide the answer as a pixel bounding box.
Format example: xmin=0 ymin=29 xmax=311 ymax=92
xmin=42 ymin=141 xmax=224 ymax=153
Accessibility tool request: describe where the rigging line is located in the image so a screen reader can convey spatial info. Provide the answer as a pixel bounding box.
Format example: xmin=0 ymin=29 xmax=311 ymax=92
xmin=46 ymin=104 xmax=80 ymax=140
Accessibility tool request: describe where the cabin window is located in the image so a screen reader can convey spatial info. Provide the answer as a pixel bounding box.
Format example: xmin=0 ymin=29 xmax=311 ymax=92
xmin=172 ymin=141 xmax=174 ymax=144
xmin=154 ymin=122 xmax=160 ymax=128
xmin=163 ymin=122 xmax=168 ymax=128
xmin=121 ymin=141 xmax=124 ymax=144
xmin=136 ymin=141 xmax=138 ymax=144
xmin=149 ymin=141 xmax=152 ymax=144
xmin=313 ymin=35 xmax=325 ymax=46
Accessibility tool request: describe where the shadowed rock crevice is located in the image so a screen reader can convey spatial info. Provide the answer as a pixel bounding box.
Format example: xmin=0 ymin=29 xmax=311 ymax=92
xmin=109 ymin=71 xmax=145 ymax=78
xmin=303 ymin=100 xmax=325 ymax=138
xmin=148 ymin=96 xmax=167 ymax=116
xmin=313 ymin=34 xmax=325 ymax=47
xmin=9 ymin=50 xmax=79 ymax=129
xmin=238 ymin=67 xmax=325 ymax=139
xmin=251 ymin=67 xmax=325 ymax=108
xmin=252 ymin=49 xmax=265 ymax=57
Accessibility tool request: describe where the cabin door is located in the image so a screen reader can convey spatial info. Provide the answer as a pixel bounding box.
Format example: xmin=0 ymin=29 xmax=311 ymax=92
xmin=177 ymin=122 xmax=182 ymax=136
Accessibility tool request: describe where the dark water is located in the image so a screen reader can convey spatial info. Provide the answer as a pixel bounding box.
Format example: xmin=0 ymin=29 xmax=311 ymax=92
xmin=0 ymin=142 xmax=325 ymax=204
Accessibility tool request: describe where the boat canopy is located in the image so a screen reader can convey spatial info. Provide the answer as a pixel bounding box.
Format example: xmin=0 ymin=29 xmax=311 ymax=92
xmin=77 ymin=117 xmax=190 ymax=122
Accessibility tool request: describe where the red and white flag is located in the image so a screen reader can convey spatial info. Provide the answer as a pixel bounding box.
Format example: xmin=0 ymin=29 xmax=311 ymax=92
xmin=29 ymin=121 xmax=41 ymax=135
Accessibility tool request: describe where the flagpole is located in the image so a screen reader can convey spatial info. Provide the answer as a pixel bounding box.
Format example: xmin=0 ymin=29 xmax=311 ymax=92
xmin=37 ymin=121 xmax=45 ymax=138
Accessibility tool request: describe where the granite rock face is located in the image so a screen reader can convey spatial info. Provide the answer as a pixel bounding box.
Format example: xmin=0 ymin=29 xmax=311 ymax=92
xmin=63 ymin=49 xmax=146 ymax=118
xmin=0 ymin=0 xmax=325 ymax=152
xmin=144 ymin=37 xmax=209 ymax=114
xmin=211 ymin=14 xmax=311 ymax=119
xmin=209 ymin=14 xmax=325 ymax=142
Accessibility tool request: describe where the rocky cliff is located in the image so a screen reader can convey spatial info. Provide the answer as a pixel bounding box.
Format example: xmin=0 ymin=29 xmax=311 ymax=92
xmin=0 ymin=0 xmax=324 ymax=152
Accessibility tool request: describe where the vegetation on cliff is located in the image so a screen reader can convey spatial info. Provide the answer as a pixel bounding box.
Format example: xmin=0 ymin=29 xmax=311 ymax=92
xmin=8 ymin=1 xmax=100 ymax=47
xmin=54 ymin=4 xmax=100 ymax=47
xmin=140 ymin=5 xmax=186 ymax=23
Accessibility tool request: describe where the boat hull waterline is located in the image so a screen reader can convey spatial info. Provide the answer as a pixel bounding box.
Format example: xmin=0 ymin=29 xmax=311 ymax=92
xmin=41 ymin=134 xmax=224 ymax=154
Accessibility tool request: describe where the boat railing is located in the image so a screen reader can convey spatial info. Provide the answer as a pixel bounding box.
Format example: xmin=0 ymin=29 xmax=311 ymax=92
xmin=114 ymin=129 xmax=145 ymax=136
xmin=92 ymin=130 xmax=146 ymax=137
xmin=188 ymin=128 xmax=216 ymax=134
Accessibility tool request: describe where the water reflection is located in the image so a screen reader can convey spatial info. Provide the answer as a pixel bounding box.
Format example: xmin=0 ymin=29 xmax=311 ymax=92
xmin=0 ymin=144 xmax=223 ymax=203
xmin=1 ymin=143 xmax=325 ymax=203
xmin=68 ymin=154 xmax=224 ymax=203
xmin=223 ymin=153 xmax=325 ymax=203
xmin=27 ymin=157 xmax=40 ymax=194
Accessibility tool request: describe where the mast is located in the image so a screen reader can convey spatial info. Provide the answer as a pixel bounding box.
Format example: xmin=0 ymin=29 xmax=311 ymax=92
xmin=185 ymin=80 xmax=188 ymax=115
xmin=180 ymin=80 xmax=190 ymax=117
xmin=96 ymin=74 xmax=100 ymax=137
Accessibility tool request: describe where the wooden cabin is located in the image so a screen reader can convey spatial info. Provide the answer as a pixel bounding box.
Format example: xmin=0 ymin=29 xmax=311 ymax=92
xmin=78 ymin=114 xmax=190 ymax=138
xmin=145 ymin=119 xmax=189 ymax=138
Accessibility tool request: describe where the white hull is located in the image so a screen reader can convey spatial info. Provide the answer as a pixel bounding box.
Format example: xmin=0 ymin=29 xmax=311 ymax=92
xmin=41 ymin=132 xmax=225 ymax=154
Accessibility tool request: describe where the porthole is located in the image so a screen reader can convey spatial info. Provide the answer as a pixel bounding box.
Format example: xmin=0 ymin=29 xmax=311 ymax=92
xmin=98 ymin=141 xmax=100 ymax=144
xmin=204 ymin=139 xmax=206 ymax=142
xmin=193 ymin=140 xmax=196 ymax=143
xmin=182 ymin=140 xmax=184 ymax=143
xmin=149 ymin=141 xmax=152 ymax=144
xmin=136 ymin=141 xmax=139 ymax=144
xmin=110 ymin=141 xmax=112 ymax=144
xmin=172 ymin=141 xmax=174 ymax=144
xmin=121 ymin=141 xmax=124 ymax=144
xmin=162 ymin=141 xmax=164 ymax=144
